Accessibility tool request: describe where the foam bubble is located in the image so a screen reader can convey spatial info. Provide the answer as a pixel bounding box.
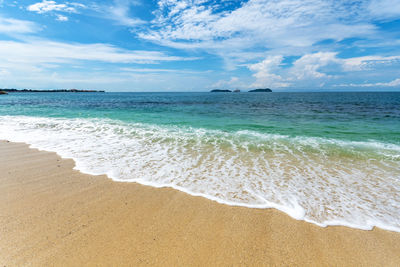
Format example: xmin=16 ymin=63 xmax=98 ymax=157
xmin=1 ymin=115 xmax=399 ymax=232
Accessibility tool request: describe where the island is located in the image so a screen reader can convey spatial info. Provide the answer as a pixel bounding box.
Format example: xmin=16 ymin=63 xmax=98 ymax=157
xmin=1 ymin=88 xmax=105 ymax=93
xmin=0 ymin=90 xmax=8 ymax=95
xmin=248 ymin=88 xmax=272 ymax=92
xmin=210 ymin=89 xmax=232 ymax=92
xmin=210 ymin=88 xmax=272 ymax=93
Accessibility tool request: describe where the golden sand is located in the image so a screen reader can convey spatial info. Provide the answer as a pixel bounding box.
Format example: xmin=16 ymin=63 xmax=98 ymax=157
xmin=1 ymin=140 xmax=399 ymax=266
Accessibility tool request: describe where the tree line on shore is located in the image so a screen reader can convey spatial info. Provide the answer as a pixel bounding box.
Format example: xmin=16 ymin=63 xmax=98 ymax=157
xmin=0 ymin=88 xmax=105 ymax=93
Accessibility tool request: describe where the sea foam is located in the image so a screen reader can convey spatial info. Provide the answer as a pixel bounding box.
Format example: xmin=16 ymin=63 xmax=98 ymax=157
xmin=1 ymin=115 xmax=399 ymax=232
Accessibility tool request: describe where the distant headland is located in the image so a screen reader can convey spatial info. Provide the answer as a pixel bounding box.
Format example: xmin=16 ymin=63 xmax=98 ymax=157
xmin=1 ymin=88 xmax=105 ymax=93
xmin=211 ymin=88 xmax=272 ymax=93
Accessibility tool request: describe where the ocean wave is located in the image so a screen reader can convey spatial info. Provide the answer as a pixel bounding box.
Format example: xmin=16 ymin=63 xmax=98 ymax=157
xmin=1 ymin=115 xmax=399 ymax=232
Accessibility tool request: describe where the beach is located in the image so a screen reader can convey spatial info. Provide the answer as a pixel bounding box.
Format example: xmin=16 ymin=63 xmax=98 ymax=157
xmin=1 ymin=139 xmax=399 ymax=266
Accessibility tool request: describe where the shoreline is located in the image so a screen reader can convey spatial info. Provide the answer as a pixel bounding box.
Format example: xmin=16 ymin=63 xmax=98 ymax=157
xmin=2 ymin=129 xmax=398 ymax=233
xmin=1 ymin=140 xmax=400 ymax=266
xmin=2 ymin=115 xmax=399 ymax=233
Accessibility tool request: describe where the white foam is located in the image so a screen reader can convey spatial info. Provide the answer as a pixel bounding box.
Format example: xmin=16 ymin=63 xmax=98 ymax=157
xmin=1 ymin=115 xmax=399 ymax=232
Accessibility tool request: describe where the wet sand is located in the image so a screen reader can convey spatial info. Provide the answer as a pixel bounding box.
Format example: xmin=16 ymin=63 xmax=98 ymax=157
xmin=1 ymin=140 xmax=399 ymax=266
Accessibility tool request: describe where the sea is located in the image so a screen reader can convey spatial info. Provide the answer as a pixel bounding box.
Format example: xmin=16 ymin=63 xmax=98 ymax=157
xmin=0 ymin=92 xmax=399 ymax=232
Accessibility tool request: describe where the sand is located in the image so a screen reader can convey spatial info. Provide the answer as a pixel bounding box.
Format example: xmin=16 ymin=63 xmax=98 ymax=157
xmin=1 ymin=140 xmax=399 ymax=266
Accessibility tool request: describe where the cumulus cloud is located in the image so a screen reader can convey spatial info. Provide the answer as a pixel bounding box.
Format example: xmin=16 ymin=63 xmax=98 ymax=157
xmin=290 ymin=52 xmax=339 ymax=79
xmin=56 ymin=14 xmax=68 ymax=21
xmin=247 ymin=52 xmax=400 ymax=88
xmin=248 ymin=56 xmax=289 ymax=88
xmin=27 ymin=0 xmax=80 ymax=14
xmin=27 ymin=0 xmax=88 ymax=21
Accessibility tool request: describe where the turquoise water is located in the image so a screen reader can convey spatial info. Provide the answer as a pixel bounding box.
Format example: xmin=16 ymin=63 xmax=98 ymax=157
xmin=1 ymin=92 xmax=400 ymax=142
xmin=0 ymin=92 xmax=399 ymax=231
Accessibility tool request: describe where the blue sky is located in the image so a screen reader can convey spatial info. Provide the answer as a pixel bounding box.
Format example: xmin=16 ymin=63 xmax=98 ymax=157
xmin=0 ymin=0 xmax=400 ymax=91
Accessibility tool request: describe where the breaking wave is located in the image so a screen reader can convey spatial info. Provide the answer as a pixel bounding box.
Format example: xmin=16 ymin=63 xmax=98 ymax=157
xmin=1 ymin=115 xmax=399 ymax=232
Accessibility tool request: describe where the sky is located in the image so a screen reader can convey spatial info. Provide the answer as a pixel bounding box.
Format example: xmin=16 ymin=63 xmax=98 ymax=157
xmin=0 ymin=0 xmax=400 ymax=92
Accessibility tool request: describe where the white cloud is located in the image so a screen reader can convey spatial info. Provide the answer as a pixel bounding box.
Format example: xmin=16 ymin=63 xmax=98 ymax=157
xmin=0 ymin=16 xmax=39 ymax=34
xmin=135 ymin=0 xmax=382 ymax=74
xmin=290 ymin=52 xmax=339 ymax=79
xmin=368 ymin=0 xmax=400 ymax=20
xmin=212 ymin=76 xmax=245 ymax=89
xmin=140 ymin=0 xmax=377 ymax=57
xmin=342 ymin=56 xmax=400 ymax=71
xmin=0 ymin=39 xmax=197 ymax=65
xmin=27 ymin=0 xmax=79 ymax=14
xmin=56 ymin=14 xmax=68 ymax=21
xmin=27 ymin=0 xmax=88 ymax=22
xmin=0 ymin=38 xmax=202 ymax=91
xmin=137 ymin=0 xmax=400 ymax=75
xmin=248 ymin=55 xmax=289 ymax=88
xmin=120 ymin=67 xmax=208 ymax=74
xmin=108 ymin=0 xmax=144 ymax=26
xmin=27 ymin=0 xmax=144 ymax=26
xmin=340 ymin=78 xmax=400 ymax=87
xmin=0 ymin=63 xmax=212 ymax=91
xmin=247 ymin=52 xmax=400 ymax=88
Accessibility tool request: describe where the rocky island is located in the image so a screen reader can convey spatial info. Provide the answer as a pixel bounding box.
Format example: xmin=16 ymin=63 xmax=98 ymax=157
xmin=248 ymin=88 xmax=272 ymax=92
xmin=210 ymin=88 xmax=272 ymax=93
xmin=210 ymin=89 xmax=232 ymax=92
